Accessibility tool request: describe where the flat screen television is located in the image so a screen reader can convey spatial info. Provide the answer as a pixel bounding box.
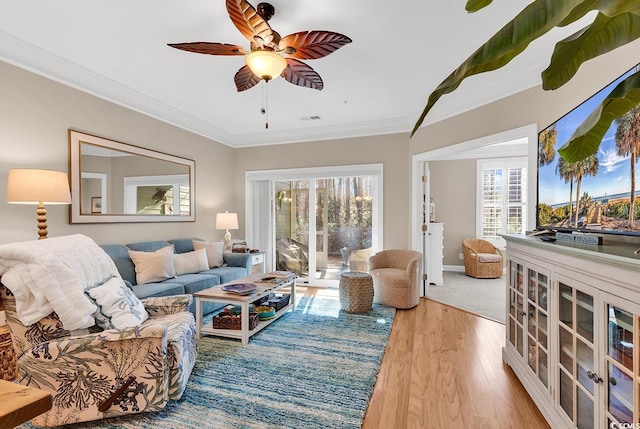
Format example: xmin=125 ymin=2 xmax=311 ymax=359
xmin=537 ymin=62 xmax=640 ymax=237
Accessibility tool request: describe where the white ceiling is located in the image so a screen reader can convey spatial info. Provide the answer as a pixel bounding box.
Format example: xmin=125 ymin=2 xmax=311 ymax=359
xmin=0 ymin=1 xmax=594 ymax=148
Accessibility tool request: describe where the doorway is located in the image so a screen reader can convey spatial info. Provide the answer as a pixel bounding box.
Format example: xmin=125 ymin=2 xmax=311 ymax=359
xmin=410 ymin=124 xmax=537 ymax=297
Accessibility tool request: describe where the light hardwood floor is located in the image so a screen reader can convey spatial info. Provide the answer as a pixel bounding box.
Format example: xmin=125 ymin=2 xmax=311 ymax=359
xmin=360 ymin=297 xmax=551 ymax=429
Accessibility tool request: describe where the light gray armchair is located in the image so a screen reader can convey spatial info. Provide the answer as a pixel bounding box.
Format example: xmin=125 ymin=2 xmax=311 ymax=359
xmin=368 ymin=250 xmax=422 ymax=309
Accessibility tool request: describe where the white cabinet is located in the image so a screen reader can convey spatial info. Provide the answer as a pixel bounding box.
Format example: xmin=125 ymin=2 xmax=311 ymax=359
xmin=507 ymin=257 xmax=550 ymax=391
xmin=250 ymin=252 xmax=265 ymax=274
xmin=503 ymin=234 xmax=640 ymax=428
xmin=426 ymin=222 xmax=444 ymax=286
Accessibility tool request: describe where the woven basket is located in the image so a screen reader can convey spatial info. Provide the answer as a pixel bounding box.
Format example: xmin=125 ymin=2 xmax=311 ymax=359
xmin=339 ymin=272 xmax=374 ymax=313
xmin=0 ymin=325 xmax=18 ymax=381
xmin=213 ymin=312 xmax=258 ymax=330
xmin=265 ymin=294 xmax=291 ymax=312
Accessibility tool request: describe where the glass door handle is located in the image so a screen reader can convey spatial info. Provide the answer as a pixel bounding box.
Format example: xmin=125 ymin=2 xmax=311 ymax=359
xmin=587 ymin=371 xmax=603 ymax=383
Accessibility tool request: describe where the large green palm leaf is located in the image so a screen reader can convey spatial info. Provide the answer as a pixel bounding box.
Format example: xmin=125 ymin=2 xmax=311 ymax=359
xmin=542 ymin=12 xmax=640 ymax=90
xmin=411 ymin=0 xmax=640 ymax=141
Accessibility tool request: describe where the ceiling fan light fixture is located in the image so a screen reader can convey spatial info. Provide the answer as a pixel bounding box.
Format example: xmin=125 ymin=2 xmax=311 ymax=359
xmin=246 ymin=50 xmax=287 ymax=81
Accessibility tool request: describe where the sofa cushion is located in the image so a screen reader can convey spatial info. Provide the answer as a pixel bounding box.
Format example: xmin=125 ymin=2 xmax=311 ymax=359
xmin=127 ymin=240 xmax=172 ymax=253
xmin=478 ymin=253 xmax=502 ymax=263
xmin=193 ymin=240 xmax=225 ymax=268
xmin=85 ymin=276 xmax=149 ymax=329
xmin=101 ymin=244 xmax=137 ymax=285
xmin=203 ymin=266 xmax=250 ymax=284
xmin=174 ymin=249 xmax=209 ymax=275
xmin=168 ymin=273 xmax=221 ymax=295
xmin=129 ymin=245 xmax=177 ymax=285
xmin=169 ymin=238 xmax=198 ymax=254
xmin=132 ymin=281 xmax=185 ymax=299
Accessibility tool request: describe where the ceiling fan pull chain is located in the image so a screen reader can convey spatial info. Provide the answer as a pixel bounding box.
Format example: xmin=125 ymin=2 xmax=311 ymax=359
xmin=261 ymin=80 xmax=270 ymax=129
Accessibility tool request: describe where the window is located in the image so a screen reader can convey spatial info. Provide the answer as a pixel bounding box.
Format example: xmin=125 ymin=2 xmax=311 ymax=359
xmin=477 ymin=158 xmax=527 ymax=246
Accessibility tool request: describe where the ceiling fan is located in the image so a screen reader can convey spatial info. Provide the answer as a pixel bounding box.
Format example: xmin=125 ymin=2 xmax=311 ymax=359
xmin=168 ymin=0 xmax=352 ymax=92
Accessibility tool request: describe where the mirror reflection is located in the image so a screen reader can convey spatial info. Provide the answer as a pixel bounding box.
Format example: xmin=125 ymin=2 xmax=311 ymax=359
xmin=69 ymin=130 xmax=195 ymax=223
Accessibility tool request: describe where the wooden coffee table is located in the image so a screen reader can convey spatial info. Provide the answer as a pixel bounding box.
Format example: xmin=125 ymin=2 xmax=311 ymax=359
xmin=194 ymin=273 xmax=296 ymax=345
xmin=0 ymin=380 xmax=52 ymax=428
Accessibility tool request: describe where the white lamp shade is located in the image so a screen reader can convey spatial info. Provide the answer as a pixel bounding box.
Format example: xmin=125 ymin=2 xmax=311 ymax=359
xmin=6 ymin=168 xmax=72 ymax=205
xmin=246 ymin=50 xmax=287 ymax=81
xmin=216 ymin=212 xmax=238 ymax=230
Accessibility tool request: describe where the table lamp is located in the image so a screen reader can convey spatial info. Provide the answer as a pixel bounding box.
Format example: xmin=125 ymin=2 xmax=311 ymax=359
xmin=6 ymin=168 xmax=72 ymax=239
xmin=216 ymin=211 xmax=238 ymax=251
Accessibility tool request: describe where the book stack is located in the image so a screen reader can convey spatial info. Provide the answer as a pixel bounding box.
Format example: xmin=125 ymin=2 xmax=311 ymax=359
xmin=257 ymin=271 xmax=296 ymax=285
xmin=270 ymin=270 xmax=296 ymax=280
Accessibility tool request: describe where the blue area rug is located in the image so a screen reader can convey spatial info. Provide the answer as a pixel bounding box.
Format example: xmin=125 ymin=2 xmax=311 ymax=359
xmin=37 ymin=295 xmax=394 ymax=428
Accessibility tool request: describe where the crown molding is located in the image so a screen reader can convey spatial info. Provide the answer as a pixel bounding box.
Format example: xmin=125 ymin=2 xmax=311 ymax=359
xmin=0 ymin=31 xmax=239 ymax=145
xmin=0 ymin=30 xmax=541 ymax=149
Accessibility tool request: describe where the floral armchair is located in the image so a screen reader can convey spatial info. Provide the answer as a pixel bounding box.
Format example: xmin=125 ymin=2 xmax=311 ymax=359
xmin=0 ymin=285 xmax=197 ymax=427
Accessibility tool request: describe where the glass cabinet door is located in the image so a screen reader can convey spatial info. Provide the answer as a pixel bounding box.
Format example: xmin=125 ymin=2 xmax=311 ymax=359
xmin=604 ymin=296 xmax=639 ymax=428
xmin=526 ymin=266 xmax=549 ymax=389
xmin=508 ymin=260 xmax=525 ymax=358
xmin=557 ymin=279 xmax=597 ymax=429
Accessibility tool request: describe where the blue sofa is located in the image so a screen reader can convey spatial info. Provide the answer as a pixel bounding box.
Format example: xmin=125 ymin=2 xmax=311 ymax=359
xmin=101 ymin=238 xmax=251 ymax=315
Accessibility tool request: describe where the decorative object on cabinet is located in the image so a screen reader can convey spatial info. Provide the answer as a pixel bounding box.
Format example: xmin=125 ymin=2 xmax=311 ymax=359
xmin=368 ymin=249 xmax=422 ymax=309
xmin=503 ymin=234 xmax=640 ymax=429
xmin=231 ymin=239 xmax=249 ymax=253
xmin=216 ymin=211 xmax=239 ymax=252
xmin=6 ymin=168 xmax=71 ymax=239
xmin=462 ymin=238 xmax=503 ymax=278
xmin=68 ymin=129 xmax=195 ymax=223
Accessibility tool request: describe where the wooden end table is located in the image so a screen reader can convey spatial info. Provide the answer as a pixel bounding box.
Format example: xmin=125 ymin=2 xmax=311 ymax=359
xmin=194 ymin=273 xmax=296 ymax=345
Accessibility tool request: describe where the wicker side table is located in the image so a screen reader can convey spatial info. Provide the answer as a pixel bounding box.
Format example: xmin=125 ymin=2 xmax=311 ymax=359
xmin=339 ymin=272 xmax=374 ymax=313
xmin=0 ymin=325 xmax=18 ymax=382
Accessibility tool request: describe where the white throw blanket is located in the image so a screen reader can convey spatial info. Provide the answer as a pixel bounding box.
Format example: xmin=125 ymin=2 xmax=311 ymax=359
xmin=0 ymin=234 xmax=121 ymax=330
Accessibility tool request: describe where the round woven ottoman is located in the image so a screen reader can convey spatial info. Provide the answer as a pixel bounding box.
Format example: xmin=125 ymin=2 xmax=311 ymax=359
xmin=339 ymin=271 xmax=374 ymax=313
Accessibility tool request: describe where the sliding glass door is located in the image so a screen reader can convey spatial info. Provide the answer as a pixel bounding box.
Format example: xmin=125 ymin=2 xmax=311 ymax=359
xmin=246 ymin=165 xmax=383 ymax=286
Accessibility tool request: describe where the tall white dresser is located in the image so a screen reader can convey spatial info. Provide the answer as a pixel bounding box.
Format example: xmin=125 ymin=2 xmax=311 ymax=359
xmin=426 ymin=222 xmax=444 ymax=286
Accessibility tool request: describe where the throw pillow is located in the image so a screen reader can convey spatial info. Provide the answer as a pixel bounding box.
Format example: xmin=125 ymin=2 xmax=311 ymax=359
xmin=193 ymin=240 xmax=224 ymax=268
xmin=128 ymin=244 xmax=176 ymax=285
xmin=174 ymin=248 xmax=209 ymax=275
xmin=85 ymin=276 xmax=149 ymax=329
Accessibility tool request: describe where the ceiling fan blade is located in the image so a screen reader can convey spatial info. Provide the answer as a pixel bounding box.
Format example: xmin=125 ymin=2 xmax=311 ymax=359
xmin=282 ymin=59 xmax=323 ymax=90
xmin=226 ymin=0 xmax=274 ymax=46
xmin=279 ymin=31 xmax=352 ymax=60
xmin=234 ymin=65 xmax=262 ymax=92
xmin=168 ymin=42 xmax=248 ymax=56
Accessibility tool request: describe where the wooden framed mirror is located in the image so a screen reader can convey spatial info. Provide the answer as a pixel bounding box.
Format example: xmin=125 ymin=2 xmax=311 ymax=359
xmin=69 ymin=130 xmax=195 ymax=223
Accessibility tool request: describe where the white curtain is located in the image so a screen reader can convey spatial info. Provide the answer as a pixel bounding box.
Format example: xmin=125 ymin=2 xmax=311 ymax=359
xmin=247 ymin=180 xmax=274 ymax=271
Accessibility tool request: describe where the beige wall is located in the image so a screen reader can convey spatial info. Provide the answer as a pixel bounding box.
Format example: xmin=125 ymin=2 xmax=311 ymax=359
xmin=235 ymin=134 xmax=411 ymax=250
xmin=429 ymin=159 xmax=476 ymax=265
xmin=0 ymin=61 xmax=236 ymax=245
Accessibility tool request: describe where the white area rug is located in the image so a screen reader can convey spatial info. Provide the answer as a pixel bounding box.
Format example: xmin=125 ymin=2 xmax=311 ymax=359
xmin=427 ymin=271 xmax=505 ymax=323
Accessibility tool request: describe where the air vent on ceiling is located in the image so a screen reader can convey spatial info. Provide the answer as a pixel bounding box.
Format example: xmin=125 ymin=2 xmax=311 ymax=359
xmin=300 ymin=115 xmax=321 ymax=121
